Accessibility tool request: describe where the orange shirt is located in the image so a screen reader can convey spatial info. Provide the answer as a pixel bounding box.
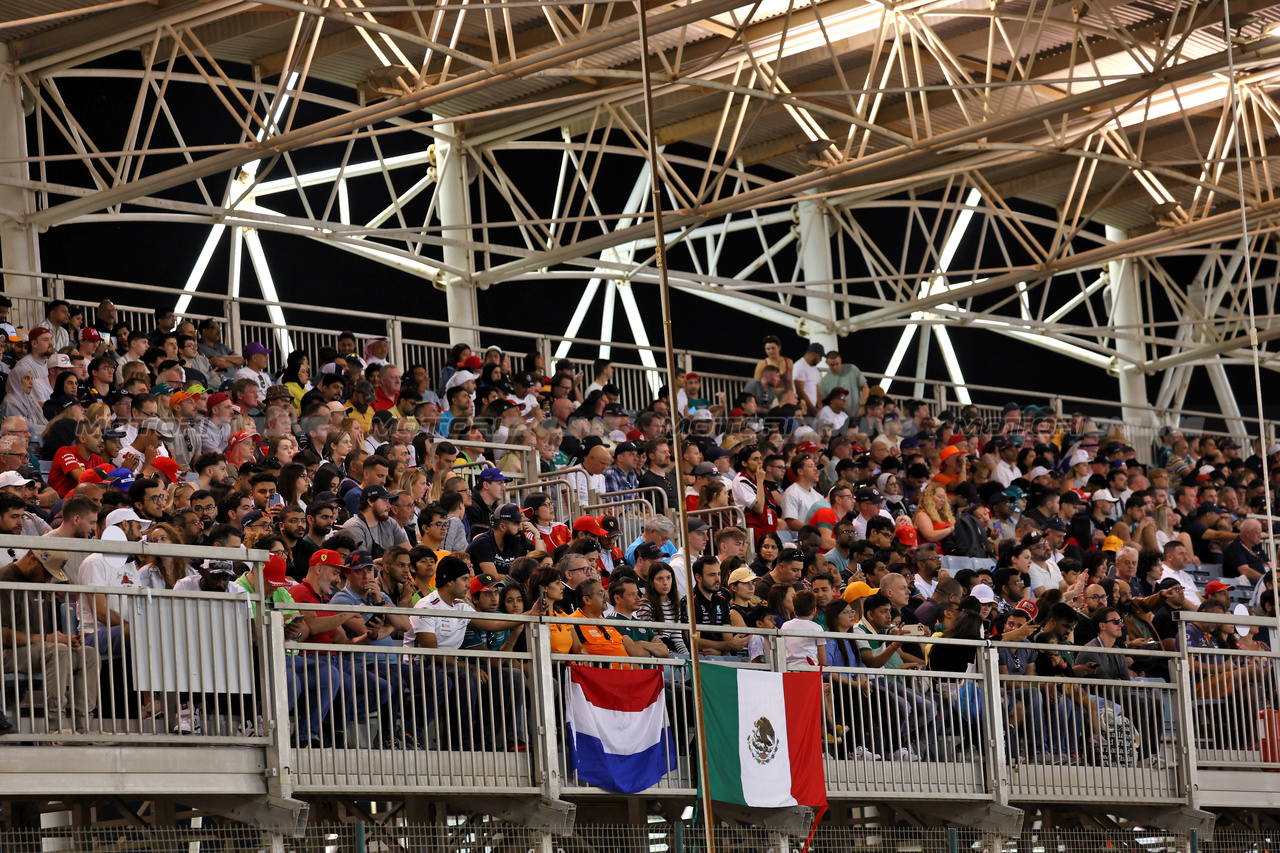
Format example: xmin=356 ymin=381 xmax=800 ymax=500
xmin=570 ymin=609 xmax=629 ymax=666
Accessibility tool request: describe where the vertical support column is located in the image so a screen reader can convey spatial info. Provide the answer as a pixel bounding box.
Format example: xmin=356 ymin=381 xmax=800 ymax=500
xmin=0 ymin=47 xmax=41 ymax=302
xmin=435 ymin=122 xmax=477 ymax=348
xmin=387 ymin=317 xmax=404 ymax=370
xmin=797 ymin=193 xmax=837 ymax=353
xmin=1105 ymin=226 xmax=1155 ymax=428
xmin=227 ymin=227 xmax=245 ymax=354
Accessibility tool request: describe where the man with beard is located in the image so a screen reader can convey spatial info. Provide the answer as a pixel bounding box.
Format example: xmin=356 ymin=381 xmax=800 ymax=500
xmin=193 ymin=453 xmax=233 ymax=492
xmin=292 ymin=500 xmax=338 ymax=581
xmin=274 ymin=504 xmax=307 ymax=579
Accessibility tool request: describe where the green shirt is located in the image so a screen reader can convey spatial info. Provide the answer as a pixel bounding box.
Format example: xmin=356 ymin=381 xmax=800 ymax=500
xmin=819 ymin=364 xmax=867 ymax=403
xmin=235 ymin=573 xmax=298 ymax=621
xmin=608 ymin=612 xmax=656 ymax=643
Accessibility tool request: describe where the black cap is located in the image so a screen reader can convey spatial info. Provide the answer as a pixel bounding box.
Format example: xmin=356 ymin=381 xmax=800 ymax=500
xmin=855 ymin=486 xmax=884 ymax=503
xmin=1155 ymin=578 xmax=1183 ymax=592
xmin=1195 ymin=502 xmax=1222 ymax=516
xmin=615 ymin=441 xmax=642 ymax=455
xmin=635 ymin=542 xmax=662 ymax=560
xmin=363 ymin=485 xmax=392 ymax=502
xmin=1020 ymin=531 xmax=1045 ymax=547
xmin=1059 ymin=491 xmax=1083 ymax=505
xmin=493 ymin=502 xmax=522 ymax=523
xmin=598 ymin=515 xmax=620 ymax=535
xmin=512 ymin=371 xmax=537 ymax=387
xmin=1043 ymin=517 xmax=1068 ymax=533
xmin=987 ymin=492 xmax=1012 ymax=506
xmin=835 ymin=458 xmax=858 ymax=473
xmin=602 ymin=402 xmax=625 ymax=415
xmin=687 ymin=518 xmax=709 ymax=533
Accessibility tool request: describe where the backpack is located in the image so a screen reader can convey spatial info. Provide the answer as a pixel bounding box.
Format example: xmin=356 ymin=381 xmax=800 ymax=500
xmin=1097 ymin=709 xmax=1139 ymax=767
xmin=950 ymin=513 xmax=993 ymax=559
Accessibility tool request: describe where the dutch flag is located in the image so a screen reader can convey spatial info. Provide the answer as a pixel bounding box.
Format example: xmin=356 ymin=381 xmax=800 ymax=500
xmin=565 ymin=665 xmax=677 ymax=793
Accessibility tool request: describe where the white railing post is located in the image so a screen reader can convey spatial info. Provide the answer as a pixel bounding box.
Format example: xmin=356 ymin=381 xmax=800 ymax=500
xmin=1172 ymin=651 xmax=1199 ymax=806
xmin=528 ymin=622 xmax=562 ymax=799
xmin=388 ymin=317 xmax=404 ymax=369
xmin=264 ymin=610 xmax=296 ymax=800
xmin=982 ymin=647 xmax=1011 ymax=806
xmin=226 ymin=299 xmax=243 ymax=355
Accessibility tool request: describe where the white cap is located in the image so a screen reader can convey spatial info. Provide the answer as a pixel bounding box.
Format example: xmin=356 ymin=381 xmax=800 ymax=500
xmin=0 ymin=471 xmax=32 ymax=488
xmin=105 ymin=507 xmax=152 ymax=530
xmin=691 ymin=409 xmax=714 ymax=421
xmin=445 ymin=370 xmax=480 ymax=390
xmin=1026 ymin=466 xmax=1051 ymax=480
xmin=972 ymin=584 xmax=996 ymax=604
xmin=1069 ymin=449 xmax=1090 ymax=467
xmin=1092 ymin=489 xmax=1117 ymax=503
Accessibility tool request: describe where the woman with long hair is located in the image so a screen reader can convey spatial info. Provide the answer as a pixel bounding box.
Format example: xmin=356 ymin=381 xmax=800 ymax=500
xmin=322 ymin=428 xmax=355 ymax=470
xmin=750 ymin=532 xmax=783 ymax=574
xmin=767 ymin=583 xmax=796 ymax=628
xmin=277 ymin=462 xmax=311 ymax=508
xmin=527 ymin=566 xmax=582 ymax=654
xmin=914 ymin=482 xmax=955 ymax=547
xmin=730 ymin=443 xmax=778 ymax=543
xmin=398 ymin=468 xmax=429 ymax=511
xmin=137 ymin=523 xmax=194 ymax=589
xmin=697 ymin=480 xmax=728 ymax=509
xmin=311 ymin=464 xmax=343 ymax=502
xmin=635 ymin=563 xmax=689 ymax=655
xmin=267 ymin=434 xmax=298 ymax=466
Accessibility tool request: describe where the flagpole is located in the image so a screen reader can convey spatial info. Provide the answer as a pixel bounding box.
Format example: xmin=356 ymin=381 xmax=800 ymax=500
xmin=633 ymin=1 xmax=716 ymax=848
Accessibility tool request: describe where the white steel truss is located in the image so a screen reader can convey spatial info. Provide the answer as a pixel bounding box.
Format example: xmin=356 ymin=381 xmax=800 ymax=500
xmin=2 ymin=0 xmax=1280 ymax=412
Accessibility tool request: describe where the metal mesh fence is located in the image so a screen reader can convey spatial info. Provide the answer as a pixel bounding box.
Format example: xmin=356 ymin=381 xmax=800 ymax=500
xmin=5 ymin=824 xmax=1272 ymax=853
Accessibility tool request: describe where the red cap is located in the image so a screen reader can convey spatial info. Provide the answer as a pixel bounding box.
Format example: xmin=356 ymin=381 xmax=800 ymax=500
xmin=572 ymin=515 xmax=608 ymax=537
xmin=28 ymin=326 xmax=49 ymax=341
xmin=1205 ymin=580 xmax=1233 ymax=595
xmin=895 ymin=526 xmax=919 ymax=546
xmin=685 ymin=372 xmax=700 ymax=380
xmin=79 ymin=469 xmax=105 ymax=484
xmin=151 ymin=456 xmax=180 ymax=484
xmin=947 ymin=434 xmax=967 ymax=446
xmin=263 ymin=554 xmax=292 ymax=589
xmin=309 ymin=549 xmax=342 ymax=567
xmin=625 ymin=430 xmax=644 ymax=442
xmin=206 ymin=392 xmax=230 ymax=409
xmin=80 ymin=328 xmax=102 ymax=343
xmin=227 ymin=430 xmax=261 ymax=451
xmin=1014 ymin=599 xmax=1038 ymax=620
xmin=796 ymin=441 xmax=820 ymax=454
xmin=462 ymin=355 xmax=483 ymax=369
xmin=729 ymin=408 xmax=745 ymax=418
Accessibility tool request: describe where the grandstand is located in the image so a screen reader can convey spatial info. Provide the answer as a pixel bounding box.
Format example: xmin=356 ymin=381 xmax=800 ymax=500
xmin=4 ymin=0 xmax=1280 ymax=850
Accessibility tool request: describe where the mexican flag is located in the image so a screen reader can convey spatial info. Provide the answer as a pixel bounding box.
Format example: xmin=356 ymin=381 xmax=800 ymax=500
xmin=699 ymin=663 xmax=827 ymax=808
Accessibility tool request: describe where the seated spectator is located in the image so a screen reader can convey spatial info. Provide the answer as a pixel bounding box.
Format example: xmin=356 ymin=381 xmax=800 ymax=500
xmin=606 ymin=576 xmax=670 ymax=658
xmin=467 ymin=503 xmax=531 ymax=577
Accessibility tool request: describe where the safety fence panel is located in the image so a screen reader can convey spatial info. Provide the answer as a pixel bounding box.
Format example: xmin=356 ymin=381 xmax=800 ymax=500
xmin=999 ymin=672 xmax=1180 ymax=802
xmin=1186 ymin=643 xmax=1280 ymax=771
xmin=0 ymin=581 xmax=266 ymax=745
xmin=286 ymin=603 xmax=537 ymax=794
xmin=584 ymin=496 xmax=656 ymax=549
xmin=818 ymin=661 xmax=990 ymax=799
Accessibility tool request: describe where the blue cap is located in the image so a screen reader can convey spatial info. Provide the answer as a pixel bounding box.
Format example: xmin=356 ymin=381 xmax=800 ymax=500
xmin=110 ymin=467 xmax=136 ymax=490
xmin=479 ymin=468 xmax=512 ymax=483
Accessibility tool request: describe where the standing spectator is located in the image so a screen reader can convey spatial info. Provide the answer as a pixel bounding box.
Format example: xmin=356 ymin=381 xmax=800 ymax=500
xmin=819 ymin=350 xmax=868 ymax=407
xmin=791 ymin=342 xmax=824 ymax=413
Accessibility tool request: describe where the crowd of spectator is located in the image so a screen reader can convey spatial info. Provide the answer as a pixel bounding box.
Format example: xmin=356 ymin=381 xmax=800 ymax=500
xmin=0 ymin=297 xmax=1276 ymax=765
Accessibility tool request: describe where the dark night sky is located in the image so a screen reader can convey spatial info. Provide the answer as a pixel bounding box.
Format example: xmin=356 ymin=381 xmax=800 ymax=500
xmin=23 ymin=53 xmax=1276 ymax=428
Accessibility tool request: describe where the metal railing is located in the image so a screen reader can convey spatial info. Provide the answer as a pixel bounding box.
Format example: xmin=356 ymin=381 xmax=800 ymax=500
xmin=14 ymin=267 xmax=1261 ymax=449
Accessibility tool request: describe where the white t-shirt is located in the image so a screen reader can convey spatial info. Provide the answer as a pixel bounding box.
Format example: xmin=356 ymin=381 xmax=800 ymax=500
xmin=404 ymin=590 xmax=474 ymax=649
xmin=782 ymin=482 xmax=823 ymax=525
xmin=994 ymin=460 xmax=1020 ymax=488
xmin=234 ymin=366 xmax=272 ymax=398
xmin=77 ymin=554 xmax=140 ymax=634
xmin=914 ymin=576 xmax=938 ymax=599
xmin=781 ymin=617 xmax=822 ymax=667
xmin=507 ymin=392 xmax=539 ymax=416
xmin=815 ymin=406 xmax=848 ymax=431
xmin=1028 ymin=560 xmax=1063 ymax=595
xmin=792 ymin=359 xmax=821 ymax=406
xmin=1160 ymin=566 xmax=1202 ymax=608
xmin=172 ymin=575 xmax=249 ymax=597
xmin=851 ymin=507 xmax=894 ymax=538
